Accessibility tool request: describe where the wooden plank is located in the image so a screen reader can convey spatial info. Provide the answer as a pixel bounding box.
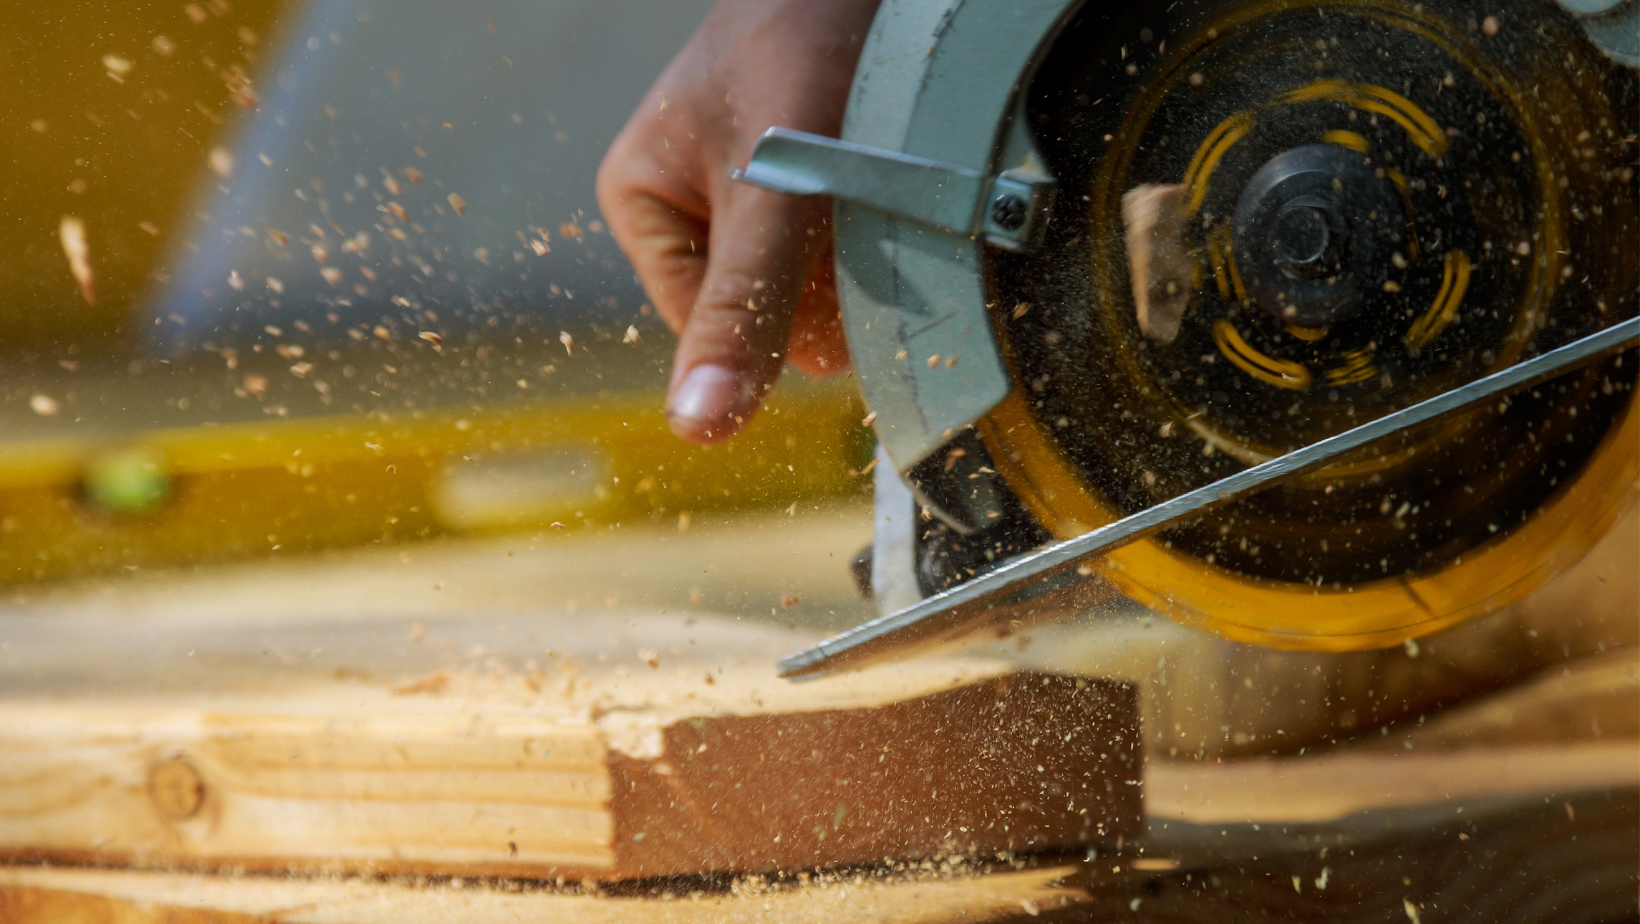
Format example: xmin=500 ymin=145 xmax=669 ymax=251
xmin=3 ymin=742 xmax=1634 ymax=923
xmin=0 ymin=863 xmax=1090 ymax=924
xmin=604 ymin=672 xmax=1138 ymax=877
xmin=0 ymin=643 xmax=1140 ymax=879
xmin=0 ymin=508 xmax=1141 ymax=881
xmin=1387 ymin=647 xmax=1639 ymax=747
xmin=1147 ymin=740 xmax=1638 ymax=825
xmin=1 ymin=500 xmax=1633 ymax=921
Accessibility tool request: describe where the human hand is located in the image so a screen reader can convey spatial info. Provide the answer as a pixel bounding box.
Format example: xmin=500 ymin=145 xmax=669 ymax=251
xmin=596 ymin=0 xmax=879 ymax=444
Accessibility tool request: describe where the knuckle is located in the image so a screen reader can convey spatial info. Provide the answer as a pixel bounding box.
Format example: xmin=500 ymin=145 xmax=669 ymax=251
xmin=594 ymin=151 xmax=634 ymax=208
xmin=702 ymin=271 xmax=764 ymax=309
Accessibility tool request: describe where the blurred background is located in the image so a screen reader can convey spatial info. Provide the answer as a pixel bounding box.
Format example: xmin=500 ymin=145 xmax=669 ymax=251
xmin=0 ymin=0 xmax=873 ymax=602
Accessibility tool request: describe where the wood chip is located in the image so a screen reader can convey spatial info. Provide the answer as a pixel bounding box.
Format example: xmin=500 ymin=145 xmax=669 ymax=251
xmin=391 ymin=670 xmax=450 ymax=696
xmin=58 ymin=217 xmax=94 ymax=304
xmin=208 ymin=147 xmax=234 ymax=179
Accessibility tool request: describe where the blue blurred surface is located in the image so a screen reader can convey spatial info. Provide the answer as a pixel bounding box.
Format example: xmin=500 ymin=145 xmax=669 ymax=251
xmin=147 ymin=0 xmax=712 ymax=355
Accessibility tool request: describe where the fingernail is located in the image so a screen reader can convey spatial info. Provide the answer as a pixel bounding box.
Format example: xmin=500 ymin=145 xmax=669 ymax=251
xmin=668 ymin=364 xmax=748 ymax=442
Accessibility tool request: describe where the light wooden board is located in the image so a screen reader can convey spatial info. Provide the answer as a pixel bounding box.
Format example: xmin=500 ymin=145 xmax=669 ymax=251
xmin=0 ymin=609 xmax=1139 ymax=880
xmin=0 ymin=862 xmax=1087 ymax=924
xmin=3 ymin=742 xmax=1634 ymax=923
xmin=1147 ymin=739 xmax=1638 ymax=825
xmin=1 ymin=504 xmax=1634 ymax=920
xmin=0 ymin=506 xmax=1140 ymax=879
xmin=1386 ymin=647 xmax=1639 ymax=748
xmin=1143 ymin=650 xmax=1640 ymax=825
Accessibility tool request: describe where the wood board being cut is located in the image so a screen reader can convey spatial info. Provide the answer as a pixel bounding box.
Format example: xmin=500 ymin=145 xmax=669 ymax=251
xmin=0 ymin=603 xmax=1140 ymax=880
xmin=2 ymin=508 xmax=1635 ymax=921
xmin=0 ymin=861 xmax=1094 ymax=924
xmin=1 ymin=740 xmax=1633 ymax=924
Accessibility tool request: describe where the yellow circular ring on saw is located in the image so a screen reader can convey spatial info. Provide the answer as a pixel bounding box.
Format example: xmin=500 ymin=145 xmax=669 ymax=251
xmin=1132 ymin=0 xmax=1559 ymax=475
xmin=981 ymin=388 xmax=1637 ymax=651
xmin=1182 ymin=78 xmax=1487 ymax=401
xmin=1183 ymin=79 xmax=1448 ymax=223
xmin=981 ymin=0 xmax=1634 ymax=651
xmin=1123 ymin=87 xmax=1555 ymax=476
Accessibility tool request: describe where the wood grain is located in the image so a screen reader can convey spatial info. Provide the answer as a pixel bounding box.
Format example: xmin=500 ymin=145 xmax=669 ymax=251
xmin=0 ymin=863 xmax=1091 ymax=924
xmin=1385 ymin=647 xmax=1639 ymax=748
xmin=3 ymin=746 xmax=1634 ymax=923
xmin=1147 ymin=740 xmax=1639 ymax=825
xmin=0 ymin=651 xmax=1140 ymax=880
xmin=0 ymin=502 xmax=1633 ymax=920
xmin=607 ymin=673 xmax=1138 ymax=877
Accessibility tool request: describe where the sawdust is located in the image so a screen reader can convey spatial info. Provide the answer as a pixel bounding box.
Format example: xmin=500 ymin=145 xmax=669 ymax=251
xmin=58 ymin=216 xmax=95 ymax=304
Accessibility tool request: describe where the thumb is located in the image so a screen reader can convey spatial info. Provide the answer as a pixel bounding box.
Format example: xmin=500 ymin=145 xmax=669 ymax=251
xmin=666 ymin=184 xmax=827 ymax=444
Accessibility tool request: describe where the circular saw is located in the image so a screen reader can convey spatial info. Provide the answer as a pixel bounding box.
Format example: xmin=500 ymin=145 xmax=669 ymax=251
xmin=730 ymin=0 xmax=1639 ymax=676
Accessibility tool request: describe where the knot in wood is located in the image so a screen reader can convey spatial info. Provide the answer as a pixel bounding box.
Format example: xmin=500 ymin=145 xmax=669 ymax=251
xmin=148 ymin=758 xmax=206 ymax=819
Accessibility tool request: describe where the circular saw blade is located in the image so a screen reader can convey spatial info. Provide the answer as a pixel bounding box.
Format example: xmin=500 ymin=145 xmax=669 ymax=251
xmin=981 ymin=0 xmax=1638 ymax=649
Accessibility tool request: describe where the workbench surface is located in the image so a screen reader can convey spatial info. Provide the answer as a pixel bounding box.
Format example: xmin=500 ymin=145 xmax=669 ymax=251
xmin=1 ymin=507 xmax=1634 ymax=921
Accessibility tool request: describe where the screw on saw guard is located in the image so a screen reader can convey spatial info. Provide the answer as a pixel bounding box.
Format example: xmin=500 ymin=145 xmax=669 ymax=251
xmin=989 ymin=193 xmax=1029 ymax=232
